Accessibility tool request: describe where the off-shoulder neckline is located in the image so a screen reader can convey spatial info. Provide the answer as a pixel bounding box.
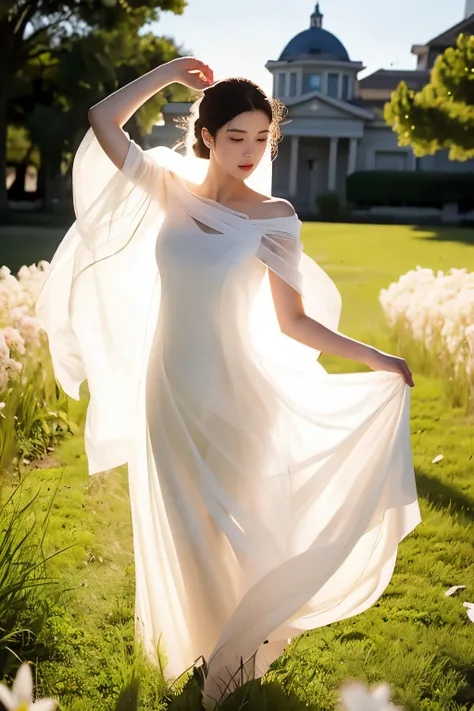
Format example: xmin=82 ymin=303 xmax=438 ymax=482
xmin=173 ymin=172 xmax=301 ymax=224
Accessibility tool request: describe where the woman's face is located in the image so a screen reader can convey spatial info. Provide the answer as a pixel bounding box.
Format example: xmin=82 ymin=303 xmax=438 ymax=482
xmin=203 ymin=110 xmax=271 ymax=180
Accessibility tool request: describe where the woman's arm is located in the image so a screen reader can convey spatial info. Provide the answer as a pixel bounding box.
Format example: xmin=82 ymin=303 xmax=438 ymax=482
xmin=87 ymin=57 xmax=214 ymax=171
xmin=268 ymin=271 xmax=415 ymax=387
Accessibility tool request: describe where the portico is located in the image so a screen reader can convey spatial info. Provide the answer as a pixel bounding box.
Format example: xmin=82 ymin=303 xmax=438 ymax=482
xmin=270 ymin=91 xmax=372 ymax=212
xmin=288 ymin=134 xmax=359 ymax=196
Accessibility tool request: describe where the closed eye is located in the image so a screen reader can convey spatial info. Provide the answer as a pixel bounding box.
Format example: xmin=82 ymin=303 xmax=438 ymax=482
xmin=229 ymin=138 xmax=267 ymax=143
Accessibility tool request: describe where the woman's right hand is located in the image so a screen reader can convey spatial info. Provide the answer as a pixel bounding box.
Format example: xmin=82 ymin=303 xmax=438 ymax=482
xmin=167 ymin=57 xmax=214 ymax=91
xmin=365 ymin=348 xmax=415 ymax=387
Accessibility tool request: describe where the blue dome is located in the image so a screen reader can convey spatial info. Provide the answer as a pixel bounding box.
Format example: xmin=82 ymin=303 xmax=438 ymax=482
xmin=279 ymin=27 xmax=350 ymax=62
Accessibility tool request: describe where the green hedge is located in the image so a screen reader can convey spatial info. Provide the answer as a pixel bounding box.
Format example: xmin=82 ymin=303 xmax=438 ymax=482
xmin=346 ymin=171 xmax=474 ymax=209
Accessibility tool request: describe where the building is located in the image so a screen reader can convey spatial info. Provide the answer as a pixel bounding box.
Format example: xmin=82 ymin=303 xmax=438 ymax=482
xmin=149 ymin=2 xmax=474 ymax=214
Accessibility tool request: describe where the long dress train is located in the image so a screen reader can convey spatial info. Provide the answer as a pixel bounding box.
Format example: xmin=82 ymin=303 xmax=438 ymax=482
xmin=35 ymin=127 xmax=421 ymax=708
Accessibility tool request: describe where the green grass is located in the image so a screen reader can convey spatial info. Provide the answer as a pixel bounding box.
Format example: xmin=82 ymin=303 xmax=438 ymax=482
xmin=302 ymin=223 xmax=474 ymax=332
xmin=1 ymin=222 xmax=474 ymax=710
xmin=0 ymin=224 xmax=66 ymax=274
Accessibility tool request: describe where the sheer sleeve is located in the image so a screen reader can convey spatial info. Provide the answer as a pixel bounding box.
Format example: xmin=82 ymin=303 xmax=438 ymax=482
xmin=253 ymin=213 xmax=342 ymax=344
xmin=35 ymin=126 xmax=171 ymax=475
xmin=120 ymin=136 xmax=166 ymax=200
xmin=255 ymin=217 xmax=304 ymax=295
xmin=71 ymin=128 xmax=168 ymax=259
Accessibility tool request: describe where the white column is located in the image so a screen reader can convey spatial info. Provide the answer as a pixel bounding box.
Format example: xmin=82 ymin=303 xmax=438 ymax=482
xmin=285 ymin=72 xmax=290 ymax=97
xmin=297 ymin=69 xmax=303 ymax=96
xmin=322 ymin=72 xmax=328 ymax=95
xmin=348 ymin=138 xmax=358 ymax=175
xmin=289 ymin=136 xmax=299 ymax=197
xmin=337 ymin=73 xmax=343 ymax=100
xmin=328 ymin=137 xmax=339 ymax=191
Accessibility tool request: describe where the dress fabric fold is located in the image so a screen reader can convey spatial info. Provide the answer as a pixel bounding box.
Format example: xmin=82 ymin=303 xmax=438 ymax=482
xmin=35 ymin=127 xmax=421 ymax=708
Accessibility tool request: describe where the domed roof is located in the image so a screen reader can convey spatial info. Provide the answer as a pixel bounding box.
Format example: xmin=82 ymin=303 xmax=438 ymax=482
xmin=279 ymin=27 xmax=350 ymax=62
xmin=279 ymin=4 xmax=350 ymax=62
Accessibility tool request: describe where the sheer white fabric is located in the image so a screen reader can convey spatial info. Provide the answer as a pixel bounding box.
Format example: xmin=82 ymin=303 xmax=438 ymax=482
xmin=256 ymin=231 xmax=303 ymax=294
xmin=35 ymin=127 xmax=421 ymax=709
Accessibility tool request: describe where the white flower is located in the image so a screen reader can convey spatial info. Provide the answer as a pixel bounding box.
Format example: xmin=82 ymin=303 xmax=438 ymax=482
xmin=0 ymin=330 xmax=10 ymax=364
xmin=17 ymin=262 xmax=50 ymax=305
xmin=2 ymin=327 xmax=26 ymax=356
xmin=0 ymin=364 xmax=9 ymax=392
xmin=338 ymin=680 xmax=403 ymax=711
xmin=379 ymin=267 xmax=474 ymax=377
xmin=0 ymin=662 xmax=57 ymax=710
xmin=12 ymin=317 xmax=44 ymax=350
xmin=7 ymin=358 xmax=23 ymax=380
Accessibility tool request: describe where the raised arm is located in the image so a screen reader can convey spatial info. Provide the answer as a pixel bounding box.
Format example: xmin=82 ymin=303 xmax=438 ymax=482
xmin=87 ymin=57 xmax=214 ymax=171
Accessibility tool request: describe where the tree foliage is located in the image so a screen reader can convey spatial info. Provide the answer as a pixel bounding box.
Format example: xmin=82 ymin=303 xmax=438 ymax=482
xmin=385 ymin=33 xmax=474 ymax=161
xmin=0 ymin=0 xmax=190 ymax=210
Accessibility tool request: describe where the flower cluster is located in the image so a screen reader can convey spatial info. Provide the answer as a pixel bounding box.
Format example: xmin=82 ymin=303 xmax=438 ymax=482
xmin=379 ymin=266 xmax=474 ymax=377
xmin=0 ymin=262 xmax=50 ymax=392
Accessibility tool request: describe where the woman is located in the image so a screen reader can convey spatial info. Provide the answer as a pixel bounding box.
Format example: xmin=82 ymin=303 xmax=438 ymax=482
xmin=35 ymin=57 xmax=421 ymax=709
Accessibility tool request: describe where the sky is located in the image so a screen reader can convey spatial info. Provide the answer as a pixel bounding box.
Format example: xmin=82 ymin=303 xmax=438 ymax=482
xmin=148 ymin=0 xmax=468 ymax=96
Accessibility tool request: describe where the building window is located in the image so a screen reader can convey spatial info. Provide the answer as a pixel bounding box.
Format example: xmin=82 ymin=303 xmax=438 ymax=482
xmin=342 ymin=74 xmax=349 ymax=100
xmin=375 ymin=151 xmax=407 ymax=171
xmin=328 ymin=73 xmax=339 ymax=98
xmin=302 ymin=72 xmax=321 ymax=94
xmin=289 ymin=72 xmax=297 ymax=96
xmin=278 ymin=73 xmax=286 ymax=97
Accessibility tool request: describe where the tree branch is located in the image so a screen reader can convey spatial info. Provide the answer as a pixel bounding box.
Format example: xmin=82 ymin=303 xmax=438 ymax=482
xmin=25 ymin=6 xmax=76 ymax=46
xmin=12 ymin=0 xmax=41 ymax=37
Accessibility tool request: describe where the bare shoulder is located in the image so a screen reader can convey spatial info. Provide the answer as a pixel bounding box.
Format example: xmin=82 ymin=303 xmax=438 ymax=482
xmin=263 ymin=197 xmax=296 ymax=218
xmin=245 ymin=191 xmax=296 ymax=219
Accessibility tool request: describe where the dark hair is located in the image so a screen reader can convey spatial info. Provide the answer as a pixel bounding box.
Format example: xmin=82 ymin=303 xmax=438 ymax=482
xmin=176 ymin=78 xmax=287 ymax=162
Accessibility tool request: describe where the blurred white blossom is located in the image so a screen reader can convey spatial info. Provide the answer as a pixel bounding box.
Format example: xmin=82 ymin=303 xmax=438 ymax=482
xmin=0 ymin=661 xmax=57 ymax=710
xmin=338 ymin=680 xmax=403 ymax=711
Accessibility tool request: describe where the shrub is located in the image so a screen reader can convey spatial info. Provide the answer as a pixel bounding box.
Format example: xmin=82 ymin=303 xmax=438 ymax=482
xmin=347 ymin=171 xmax=474 ymax=209
xmin=316 ymin=191 xmax=341 ymax=221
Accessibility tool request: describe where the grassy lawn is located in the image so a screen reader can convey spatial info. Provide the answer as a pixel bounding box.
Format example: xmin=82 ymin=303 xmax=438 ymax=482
xmin=0 ymin=223 xmax=66 ymax=275
xmin=1 ymin=221 xmax=474 ymax=710
xmin=306 ymin=223 xmax=474 ymax=371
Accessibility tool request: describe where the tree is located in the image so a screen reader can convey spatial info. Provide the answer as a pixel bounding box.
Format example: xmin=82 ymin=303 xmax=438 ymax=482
xmin=0 ymin=0 xmax=186 ymax=210
xmin=385 ymin=33 xmax=474 ymax=161
xmin=9 ymin=28 xmax=196 ymax=209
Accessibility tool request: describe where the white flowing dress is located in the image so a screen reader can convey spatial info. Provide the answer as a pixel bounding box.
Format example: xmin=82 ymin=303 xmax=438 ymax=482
xmin=35 ymin=127 xmax=421 ymax=707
